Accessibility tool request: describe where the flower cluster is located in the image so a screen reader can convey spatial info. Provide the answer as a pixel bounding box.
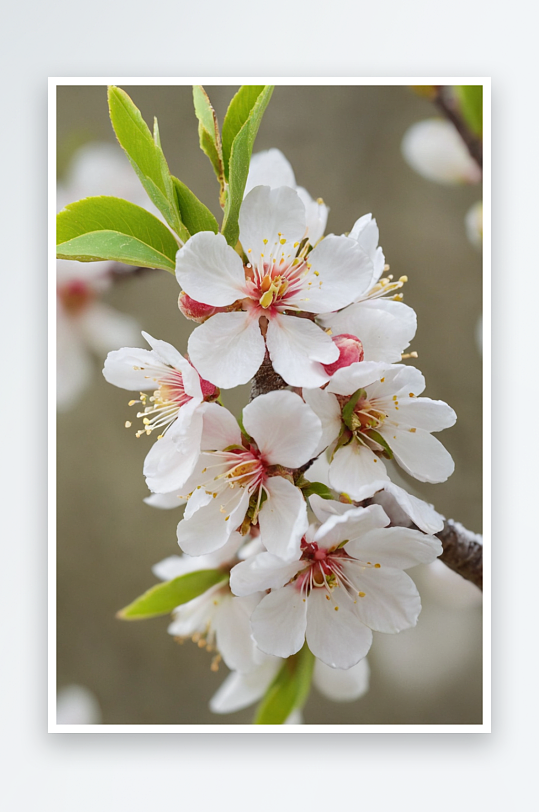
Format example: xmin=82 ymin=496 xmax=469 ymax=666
xmin=103 ymin=148 xmax=456 ymax=722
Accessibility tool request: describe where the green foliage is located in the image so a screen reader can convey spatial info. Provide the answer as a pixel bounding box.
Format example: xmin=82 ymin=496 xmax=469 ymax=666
xmin=117 ymin=569 xmax=228 ymax=620
xmin=254 ymin=645 xmax=314 ymax=724
xmin=221 ymin=85 xmax=266 ymax=179
xmin=172 ymin=177 xmax=219 ymax=236
xmin=221 ymin=86 xmax=274 ymax=247
xmin=300 ymin=481 xmax=335 ymax=500
xmin=455 ymin=85 xmax=483 ymax=137
xmin=341 ymin=388 xmax=367 ymax=430
xmin=108 ymin=86 xmax=188 ymax=242
xmin=192 ymin=86 xmax=225 ymax=198
xmin=364 ymin=428 xmax=393 ymax=459
xmin=56 ymin=196 xmax=180 ymax=271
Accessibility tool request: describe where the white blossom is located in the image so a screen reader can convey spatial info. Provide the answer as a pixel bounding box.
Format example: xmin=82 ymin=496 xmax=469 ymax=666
xmin=175 ymin=185 xmax=373 ymax=388
xmin=401 ymin=119 xmax=481 ymax=185
xmin=318 ymin=214 xmax=417 ymax=363
xmin=175 ymin=391 xmax=322 ymax=560
xmin=230 ymin=503 xmax=442 ymax=668
xmin=103 ymin=332 xmax=218 ymax=493
xmin=303 ymin=361 xmax=456 ymax=496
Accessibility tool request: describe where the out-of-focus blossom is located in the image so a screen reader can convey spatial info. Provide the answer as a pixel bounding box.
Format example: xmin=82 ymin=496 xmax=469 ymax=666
xmin=465 ymin=201 xmax=483 ymax=248
xmin=57 ymin=142 xmax=152 ymax=410
xmin=57 ymin=685 xmax=102 ymax=724
xmin=401 ymin=119 xmax=481 ymax=185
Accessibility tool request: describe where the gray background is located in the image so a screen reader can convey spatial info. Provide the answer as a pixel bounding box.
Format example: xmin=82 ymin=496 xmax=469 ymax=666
xmin=57 ymin=85 xmax=482 ymax=725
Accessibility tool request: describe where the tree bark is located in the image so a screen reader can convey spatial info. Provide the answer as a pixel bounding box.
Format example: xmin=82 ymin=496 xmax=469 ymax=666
xmin=436 ymin=519 xmax=483 ymax=590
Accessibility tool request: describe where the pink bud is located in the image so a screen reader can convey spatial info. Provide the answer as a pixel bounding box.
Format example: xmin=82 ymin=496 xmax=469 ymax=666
xmin=178 ymin=292 xmax=221 ymax=323
xmin=199 ymin=375 xmax=218 ymax=400
xmin=322 ymin=333 xmax=364 ymax=376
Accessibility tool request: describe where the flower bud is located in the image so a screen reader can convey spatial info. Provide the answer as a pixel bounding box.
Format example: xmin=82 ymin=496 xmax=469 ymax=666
xmin=322 ymin=333 xmax=364 ymax=376
xmin=199 ymin=375 xmax=219 ymax=401
xmin=178 ymin=291 xmax=221 ymax=323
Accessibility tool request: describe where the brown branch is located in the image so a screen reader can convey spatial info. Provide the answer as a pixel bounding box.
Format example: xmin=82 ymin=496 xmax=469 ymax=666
xmin=250 ymin=352 xmax=287 ymax=401
xmin=436 ymin=519 xmax=483 ymax=591
xmin=251 ymin=341 xmax=484 ymax=591
xmin=433 ymin=86 xmax=483 ymax=172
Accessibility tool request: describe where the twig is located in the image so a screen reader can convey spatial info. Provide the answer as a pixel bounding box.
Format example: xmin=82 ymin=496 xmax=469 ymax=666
xmin=251 ymin=355 xmax=483 ymax=589
xmin=433 ymin=86 xmax=483 ymax=172
xmin=436 ymin=519 xmax=483 ymax=590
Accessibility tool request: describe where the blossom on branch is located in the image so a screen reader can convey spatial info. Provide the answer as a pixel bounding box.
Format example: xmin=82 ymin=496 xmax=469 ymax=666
xmin=230 ymin=503 xmax=442 ymax=668
xmin=175 ymin=391 xmax=322 ymax=560
xmin=175 ymin=185 xmax=373 ymax=388
xmin=303 ymin=360 xmax=456 ymax=497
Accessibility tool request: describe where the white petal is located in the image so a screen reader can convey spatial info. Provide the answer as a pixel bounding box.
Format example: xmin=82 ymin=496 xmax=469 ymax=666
xmin=77 ymin=302 xmax=140 ymax=355
xmin=245 ymin=149 xmax=296 ymax=194
xmin=320 ymin=300 xmax=417 ymax=363
xmin=251 ymin=585 xmax=308 ymax=658
xmin=327 ymin=360 xmax=390 ymax=395
xmin=266 ymin=314 xmax=335 ymax=388
xmin=239 ymin=185 xmax=306 ymax=261
xmin=151 ymin=554 xmax=201 ymax=581
xmin=402 ymin=119 xmax=482 ymax=185
xmin=296 ymin=186 xmax=328 ymax=245
xmin=258 ymin=477 xmax=309 ymax=560
xmin=209 ymin=659 xmax=281 ymax=714
xmin=102 ymin=346 xmax=164 ymax=390
xmin=230 ymin=553 xmax=305 ymax=596
xmin=379 ymin=427 xmax=455 ymax=483
xmin=243 ymin=390 xmax=322 ymax=467
xmin=177 ymin=487 xmax=251 ymax=555
xmin=314 ymin=503 xmax=390 ymax=549
xmin=345 ymin=563 xmax=422 ymax=633
xmin=313 ymin=656 xmax=370 ymax=702
xmin=144 ymin=490 xmax=186 ymax=509
xmin=188 ymin=312 xmax=266 ymax=389
xmin=302 ymin=388 xmax=342 ymax=457
xmin=305 ymin=588 xmax=372 ymax=669
xmin=308 ymin=493 xmax=351 ymax=523
xmin=345 ymin=526 xmax=442 ymax=569
xmin=214 ymin=595 xmax=265 ymax=673
xmin=175 ymin=231 xmax=247 ymax=306
xmin=199 ymin=402 xmax=242 ymax=450
xmin=329 ymin=441 xmax=389 ymax=498
xmin=143 ymin=410 xmax=202 ymax=493
xmin=288 ymin=235 xmax=373 ymax=313
xmin=385 ymin=398 xmax=457 ymax=432
xmin=359 ymin=481 xmax=444 ymax=534
xmin=56 ymin=312 xmax=92 ymax=410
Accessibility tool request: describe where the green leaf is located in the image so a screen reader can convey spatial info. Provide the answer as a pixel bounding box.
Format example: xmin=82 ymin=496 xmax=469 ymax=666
xmin=172 ymin=177 xmax=219 ymax=235
xmin=301 ymin=481 xmax=335 ymax=500
xmin=364 ymin=428 xmax=394 ymax=459
xmin=221 ymin=85 xmax=265 ymax=179
xmin=117 ymin=569 xmax=228 ymax=620
xmin=455 ymin=85 xmax=483 ymax=137
xmin=56 ymin=196 xmax=180 ymax=271
xmin=341 ymin=388 xmax=366 ymax=430
xmin=193 ymin=86 xmax=225 ymax=195
xmin=221 ymin=86 xmax=274 ymax=247
xmin=255 ymin=645 xmax=314 ymax=724
xmin=108 ymin=86 xmax=187 ymax=241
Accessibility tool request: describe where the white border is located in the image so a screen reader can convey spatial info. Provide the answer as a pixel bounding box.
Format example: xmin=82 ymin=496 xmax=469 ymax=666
xmin=49 ymin=76 xmax=490 ymax=734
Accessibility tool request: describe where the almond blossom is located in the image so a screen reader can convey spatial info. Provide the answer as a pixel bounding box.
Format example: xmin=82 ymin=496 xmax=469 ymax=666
xmin=303 ymin=360 xmax=456 ymax=497
xmin=317 ymin=213 xmax=418 ymax=364
xmin=152 ymin=533 xmax=269 ymax=674
xmin=102 ymin=332 xmax=217 ymax=493
xmin=401 ymin=118 xmax=482 ymax=185
xmin=175 ymin=390 xmax=322 ymax=560
xmin=230 ymin=503 xmax=442 ymax=669
xmin=57 ymin=259 xmax=139 ymax=410
xmin=209 ymin=654 xmax=370 ymax=717
xmin=175 ymin=185 xmax=374 ymax=388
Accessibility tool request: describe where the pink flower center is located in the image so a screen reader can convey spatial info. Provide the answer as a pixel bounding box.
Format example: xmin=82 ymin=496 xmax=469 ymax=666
xmin=129 ymin=368 xmax=193 ymax=439
xmin=294 ymin=539 xmax=348 ymax=592
xmin=243 ymin=259 xmax=308 ymax=316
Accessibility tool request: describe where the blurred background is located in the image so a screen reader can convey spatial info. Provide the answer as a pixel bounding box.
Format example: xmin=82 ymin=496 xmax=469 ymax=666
xmin=56 ymin=84 xmax=482 ymax=725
